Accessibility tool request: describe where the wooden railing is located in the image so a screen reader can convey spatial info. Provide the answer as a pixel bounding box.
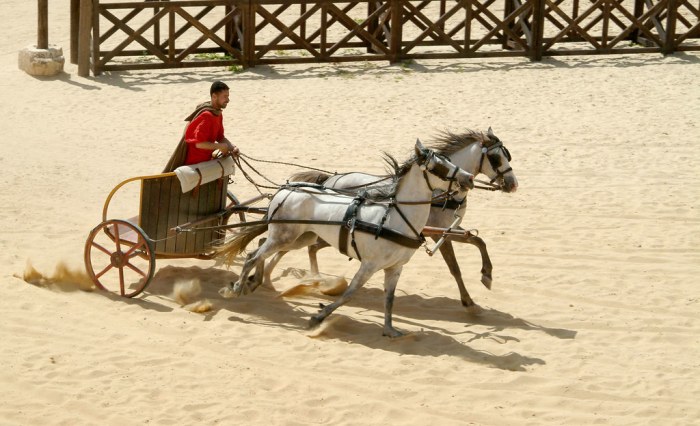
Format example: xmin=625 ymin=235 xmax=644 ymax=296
xmin=72 ymin=0 xmax=700 ymax=76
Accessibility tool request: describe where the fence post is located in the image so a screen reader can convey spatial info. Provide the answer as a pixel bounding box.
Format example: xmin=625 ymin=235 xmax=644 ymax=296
xmin=502 ymin=0 xmax=514 ymax=49
xmin=662 ymin=0 xmax=678 ymax=54
xmin=78 ymin=0 xmax=93 ymax=76
xmin=367 ymin=0 xmax=377 ymax=53
xmin=71 ymin=0 xmax=79 ymax=64
xmin=629 ymin=0 xmax=644 ymax=43
xmin=529 ymin=0 xmax=545 ymax=60
xmin=38 ymin=0 xmax=48 ymax=49
xmin=389 ymin=0 xmax=403 ymax=63
xmin=242 ymin=0 xmax=256 ymax=68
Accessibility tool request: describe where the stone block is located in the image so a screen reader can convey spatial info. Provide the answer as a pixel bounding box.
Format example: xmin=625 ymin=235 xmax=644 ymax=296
xmin=18 ymin=45 xmax=65 ymax=76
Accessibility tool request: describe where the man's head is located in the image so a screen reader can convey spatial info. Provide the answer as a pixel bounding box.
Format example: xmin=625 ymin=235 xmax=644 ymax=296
xmin=210 ymin=81 xmax=230 ymax=110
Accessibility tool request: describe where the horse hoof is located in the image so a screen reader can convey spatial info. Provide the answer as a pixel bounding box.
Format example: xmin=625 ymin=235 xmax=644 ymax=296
xmin=219 ymin=286 xmax=237 ymax=299
xmin=481 ymin=274 xmax=493 ymax=290
xmin=309 ymin=315 xmax=323 ymax=329
xmin=382 ymin=328 xmax=405 ymax=338
xmin=465 ymin=303 xmax=484 ymax=316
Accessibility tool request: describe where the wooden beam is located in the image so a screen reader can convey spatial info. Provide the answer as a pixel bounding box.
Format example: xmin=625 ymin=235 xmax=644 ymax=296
xmin=71 ymin=0 xmax=79 ymax=63
xmin=78 ymin=0 xmax=92 ymax=77
xmin=389 ymin=0 xmax=403 ymax=63
xmin=530 ymin=0 xmax=546 ymax=60
xmin=38 ymin=0 xmax=48 ymax=49
xmin=662 ymin=0 xmax=678 ymax=54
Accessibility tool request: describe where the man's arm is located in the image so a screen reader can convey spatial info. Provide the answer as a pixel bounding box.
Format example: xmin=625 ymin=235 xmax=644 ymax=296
xmin=194 ymin=141 xmax=234 ymax=155
xmin=217 ymin=137 xmax=239 ymax=156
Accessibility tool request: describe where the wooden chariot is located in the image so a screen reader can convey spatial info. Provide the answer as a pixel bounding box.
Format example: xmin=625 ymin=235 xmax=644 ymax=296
xmin=84 ymin=170 xmax=265 ymax=297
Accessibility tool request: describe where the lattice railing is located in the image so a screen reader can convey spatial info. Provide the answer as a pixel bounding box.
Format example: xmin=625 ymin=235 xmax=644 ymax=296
xmin=72 ymin=0 xmax=699 ymax=75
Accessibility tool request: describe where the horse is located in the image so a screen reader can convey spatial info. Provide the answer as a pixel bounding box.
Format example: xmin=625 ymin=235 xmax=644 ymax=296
xmin=271 ymin=128 xmax=518 ymax=313
xmin=216 ymin=139 xmax=474 ymax=337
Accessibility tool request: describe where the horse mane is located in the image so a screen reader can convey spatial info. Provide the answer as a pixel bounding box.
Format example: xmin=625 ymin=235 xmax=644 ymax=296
xmin=362 ymin=152 xmax=418 ymax=201
xmin=425 ymin=130 xmax=493 ymax=157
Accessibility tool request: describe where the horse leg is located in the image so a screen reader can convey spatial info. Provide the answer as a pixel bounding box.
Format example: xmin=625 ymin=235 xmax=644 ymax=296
xmin=248 ymin=237 xmax=266 ymax=291
xmin=261 ymin=250 xmax=288 ymax=289
xmin=382 ymin=265 xmax=404 ymax=338
xmin=258 ymin=232 xmax=321 ymax=290
xmin=221 ymin=238 xmax=282 ymax=298
xmin=309 ymin=263 xmax=375 ymax=329
xmin=448 ymin=230 xmax=493 ymax=289
xmin=307 ymin=238 xmax=331 ymax=276
xmin=434 ymin=238 xmax=483 ymax=315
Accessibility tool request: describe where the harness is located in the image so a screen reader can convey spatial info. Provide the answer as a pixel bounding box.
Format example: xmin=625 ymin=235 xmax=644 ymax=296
xmin=337 ymin=195 xmax=425 ymax=261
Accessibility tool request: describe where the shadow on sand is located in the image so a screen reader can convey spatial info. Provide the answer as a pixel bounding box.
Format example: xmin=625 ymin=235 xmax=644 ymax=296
xmin=102 ymin=263 xmax=580 ymax=370
xmin=58 ymin=50 xmax=699 ymax=90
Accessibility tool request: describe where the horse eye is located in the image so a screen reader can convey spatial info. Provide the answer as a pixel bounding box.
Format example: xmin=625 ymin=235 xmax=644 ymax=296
xmin=488 ymin=154 xmax=502 ymax=168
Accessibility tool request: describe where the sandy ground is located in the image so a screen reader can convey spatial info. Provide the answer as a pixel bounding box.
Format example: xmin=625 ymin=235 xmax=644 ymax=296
xmin=1 ymin=1 xmax=699 ymax=425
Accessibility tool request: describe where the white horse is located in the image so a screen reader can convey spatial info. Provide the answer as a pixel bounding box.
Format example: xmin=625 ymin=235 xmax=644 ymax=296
xmin=271 ymin=128 xmax=518 ymax=313
xmin=216 ymin=139 xmax=474 ymax=337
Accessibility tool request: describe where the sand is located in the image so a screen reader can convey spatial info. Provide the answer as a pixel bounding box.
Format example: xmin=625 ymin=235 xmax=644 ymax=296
xmin=1 ymin=1 xmax=699 ymax=424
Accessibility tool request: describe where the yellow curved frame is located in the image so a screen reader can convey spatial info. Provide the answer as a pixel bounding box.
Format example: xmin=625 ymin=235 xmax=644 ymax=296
xmin=101 ymin=172 xmax=176 ymax=223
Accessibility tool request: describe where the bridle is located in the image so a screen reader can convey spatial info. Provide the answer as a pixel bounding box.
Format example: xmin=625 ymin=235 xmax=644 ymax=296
xmin=479 ymin=140 xmax=513 ymax=186
xmin=419 ymin=149 xmax=470 ymax=196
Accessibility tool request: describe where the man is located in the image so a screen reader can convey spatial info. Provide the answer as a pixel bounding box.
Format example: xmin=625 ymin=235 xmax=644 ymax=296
xmin=162 ymin=81 xmax=239 ymax=172
xmin=184 ymin=81 xmax=239 ymax=165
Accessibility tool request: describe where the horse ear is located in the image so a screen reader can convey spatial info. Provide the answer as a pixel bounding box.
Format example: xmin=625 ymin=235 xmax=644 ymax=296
xmin=415 ymin=138 xmax=425 ymax=154
xmin=487 ymin=127 xmax=495 ymax=137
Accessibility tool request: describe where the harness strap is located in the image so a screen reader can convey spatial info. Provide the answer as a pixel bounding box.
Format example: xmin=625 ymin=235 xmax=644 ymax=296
xmin=376 ymin=205 xmax=391 ymax=240
xmin=392 ymin=203 xmax=425 ymax=244
xmin=192 ymin=169 xmax=203 ymax=197
xmin=431 ymin=197 xmax=465 ymax=211
xmin=338 ymin=196 xmax=365 ymax=260
xmin=350 ymin=220 xmax=423 ymax=249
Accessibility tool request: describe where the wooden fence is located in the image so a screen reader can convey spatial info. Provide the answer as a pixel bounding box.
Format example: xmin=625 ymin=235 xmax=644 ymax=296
xmin=72 ymin=0 xmax=700 ymax=76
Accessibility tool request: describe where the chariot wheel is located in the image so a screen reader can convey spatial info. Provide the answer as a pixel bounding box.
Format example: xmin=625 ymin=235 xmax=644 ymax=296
xmin=84 ymin=219 xmax=156 ymax=298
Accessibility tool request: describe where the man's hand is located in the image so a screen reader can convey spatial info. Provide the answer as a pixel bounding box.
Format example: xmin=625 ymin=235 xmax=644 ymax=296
xmin=222 ymin=139 xmax=239 ymax=157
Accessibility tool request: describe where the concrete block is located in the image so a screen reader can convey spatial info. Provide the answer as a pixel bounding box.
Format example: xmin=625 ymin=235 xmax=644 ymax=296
xmin=18 ymin=45 xmax=65 ymax=76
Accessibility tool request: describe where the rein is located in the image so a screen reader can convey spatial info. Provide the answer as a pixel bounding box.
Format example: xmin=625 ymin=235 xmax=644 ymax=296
xmin=240 ymin=153 xmax=335 ymax=175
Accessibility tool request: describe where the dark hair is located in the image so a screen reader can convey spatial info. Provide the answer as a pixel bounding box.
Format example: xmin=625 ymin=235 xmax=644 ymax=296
xmin=210 ymin=81 xmax=229 ymax=95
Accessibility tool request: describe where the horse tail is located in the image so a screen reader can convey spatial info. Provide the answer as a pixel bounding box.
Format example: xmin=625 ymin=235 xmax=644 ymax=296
xmin=288 ymin=170 xmax=331 ymax=185
xmin=215 ymin=223 xmax=268 ymax=266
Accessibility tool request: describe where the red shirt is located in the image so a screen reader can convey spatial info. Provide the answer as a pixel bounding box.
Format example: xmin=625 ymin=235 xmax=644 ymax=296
xmin=184 ymin=111 xmax=224 ymax=165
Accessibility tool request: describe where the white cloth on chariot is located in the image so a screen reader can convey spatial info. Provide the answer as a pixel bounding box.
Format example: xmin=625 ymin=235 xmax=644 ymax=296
xmin=174 ymin=156 xmax=235 ymax=193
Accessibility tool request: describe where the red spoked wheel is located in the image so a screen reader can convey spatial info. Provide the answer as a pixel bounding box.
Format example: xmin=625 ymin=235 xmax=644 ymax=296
xmin=84 ymin=219 xmax=156 ymax=298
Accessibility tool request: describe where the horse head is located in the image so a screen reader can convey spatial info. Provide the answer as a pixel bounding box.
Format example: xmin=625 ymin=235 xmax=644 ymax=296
xmin=415 ymin=139 xmax=474 ymax=191
xmin=481 ymin=127 xmax=518 ymax=193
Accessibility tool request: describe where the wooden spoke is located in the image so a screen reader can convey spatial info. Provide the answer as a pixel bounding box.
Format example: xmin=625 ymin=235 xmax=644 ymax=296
xmin=90 ymin=241 xmax=113 ymax=257
xmin=125 ymin=261 xmax=148 ymax=278
xmin=95 ymin=263 xmax=113 ymax=279
xmin=123 ymin=240 xmax=146 ymax=259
